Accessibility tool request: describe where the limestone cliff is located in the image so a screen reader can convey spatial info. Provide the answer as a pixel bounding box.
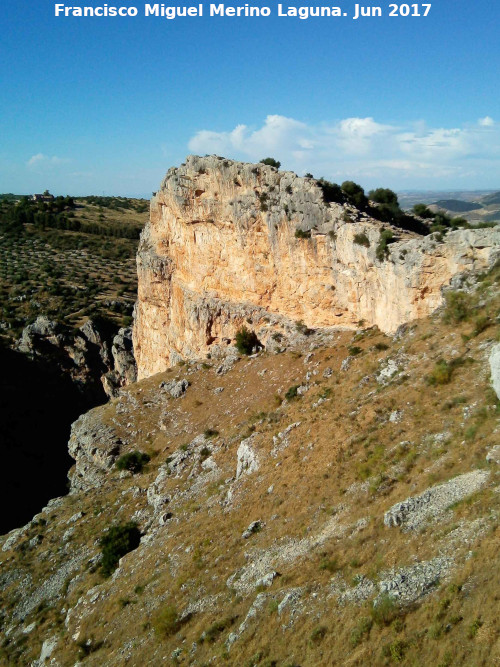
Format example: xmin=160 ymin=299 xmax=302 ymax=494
xmin=134 ymin=156 xmax=499 ymax=379
xmin=18 ymin=316 xmax=137 ymax=399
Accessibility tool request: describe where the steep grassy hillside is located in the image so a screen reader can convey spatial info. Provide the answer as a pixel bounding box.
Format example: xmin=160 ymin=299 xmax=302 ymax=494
xmin=0 ymin=265 xmax=499 ymax=667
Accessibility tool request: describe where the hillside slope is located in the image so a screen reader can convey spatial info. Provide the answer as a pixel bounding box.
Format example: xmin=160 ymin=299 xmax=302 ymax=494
xmin=1 ymin=264 xmax=499 ymax=667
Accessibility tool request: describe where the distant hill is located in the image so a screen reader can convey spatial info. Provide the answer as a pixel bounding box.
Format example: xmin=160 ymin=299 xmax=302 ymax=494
xmin=480 ymin=191 xmax=500 ymax=205
xmin=397 ymin=190 xmax=495 ymax=209
xmin=432 ymin=199 xmax=482 ymax=212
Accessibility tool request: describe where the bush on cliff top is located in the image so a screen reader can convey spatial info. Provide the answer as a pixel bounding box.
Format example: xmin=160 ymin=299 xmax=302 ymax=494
xmin=260 ymin=157 xmax=281 ymax=169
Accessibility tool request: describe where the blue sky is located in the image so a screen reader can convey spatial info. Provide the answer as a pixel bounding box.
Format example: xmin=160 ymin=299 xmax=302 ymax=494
xmin=1 ymin=0 xmax=499 ymax=196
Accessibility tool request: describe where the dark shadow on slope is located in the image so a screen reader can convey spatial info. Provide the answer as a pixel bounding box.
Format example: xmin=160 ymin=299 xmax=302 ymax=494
xmin=0 ymin=343 xmax=93 ymax=534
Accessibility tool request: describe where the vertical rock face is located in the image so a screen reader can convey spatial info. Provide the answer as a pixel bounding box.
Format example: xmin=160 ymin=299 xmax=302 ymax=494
xmin=134 ymin=155 xmax=499 ymax=379
xmin=18 ymin=316 xmax=137 ymax=399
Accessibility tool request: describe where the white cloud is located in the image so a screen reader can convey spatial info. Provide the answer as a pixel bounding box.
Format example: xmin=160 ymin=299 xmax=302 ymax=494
xmin=188 ymin=115 xmax=311 ymax=159
xmin=187 ymin=115 xmax=500 ymax=188
xmin=334 ymin=117 xmax=395 ymax=155
xmin=27 ymin=153 xmax=69 ymax=168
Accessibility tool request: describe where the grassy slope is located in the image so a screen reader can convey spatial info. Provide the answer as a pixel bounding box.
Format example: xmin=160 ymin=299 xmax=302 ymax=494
xmin=0 ymin=267 xmax=499 ymax=667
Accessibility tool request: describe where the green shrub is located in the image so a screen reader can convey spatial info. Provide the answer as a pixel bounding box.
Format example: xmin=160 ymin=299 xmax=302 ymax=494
xmin=428 ymin=356 xmax=468 ymax=386
xmin=199 ymin=446 xmax=211 ymax=460
xmin=376 ymin=229 xmax=395 ymax=261
xmin=317 ymin=178 xmax=344 ymax=204
xmin=374 ymin=342 xmax=389 ymax=351
xmin=153 ymin=605 xmax=181 ymax=637
xmin=413 ymin=203 xmax=435 ymax=219
xmin=199 ymin=616 xmax=236 ymax=643
xmin=371 ymin=594 xmax=399 ymax=626
xmin=472 ymin=315 xmax=490 ymax=336
xmin=285 ymin=385 xmax=300 ymax=400
xmin=116 ymin=451 xmax=150 ymax=474
xmin=319 ymin=556 xmax=340 ymax=573
xmin=383 ymin=639 xmax=406 ymax=662
xmin=428 ymin=360 xmax=453 ymax=385
xmin=310 ymin=625 xmax=327 ymax=643
xmin=235 ymin=326 xmax=260 ymax=355
xmin=443 ymin=291 xmax=472 ymax=323
xmin=341 ymin=181 xmax=368 ymax=209
xmin=349 ymin=617 xmax=373 ymax=647
xmin=99 ymin=522 xmax=141 ymax=577
xmin=295 ymin=319 xmax=313 ymax=335
xmin=353 ymin=232 xmax=370 ymax=247
xmin=369 ymin=188 xmax=399 ymax=206
xmin=295 ymin=228 xmax=311 ymax=239
xmin=348 ymin=345 xmax=362 ymax=356
xmin=467 ymin=617 xmax=483 ymax=638
xmin=204 ymin=428 xmax=219 ymax=438
xmin=257 ymin=192 xmax=269 ymax=211
xmin=260 ymin=157 xmax=281 ymax=169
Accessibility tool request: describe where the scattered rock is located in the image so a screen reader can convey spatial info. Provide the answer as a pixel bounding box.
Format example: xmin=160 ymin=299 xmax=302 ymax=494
xmin=160 ymin=378 xmax=189 ymax=398
xmin=384 ymin=470 xmax=490 ymax=531
xmin=486 ymin=445 xmax=500 ymax=465
xmin=341 ymin=357 xmax=352 ymax=372
xmin=215 ymin=357 xmax=238 ymax=375
xmin=389 ymin=410 xmax=403 ymax=423
xmin=277 ymin=588 xmax=302 ymax=615
xmin=376 ymin=359 xmax=399 ymax=384
xmin=242 ymin=520 xmax=263 ymax=539
xmin=32 ymin=636 xmax=58 ymax=666
xmin=147 ymin=467 xmax=171 ymax=511
xmin=255 ymin=571 xmax=279 ymax=588
xmin=236 ymin=435 xmax=260 ymax=479
xmin=271 ymin=422 xmax=301 ymax=457
xmin=378 ymin=556 xmax=452 ymax=604
xmin=489 ymin=343 xmax=500 ymax=399
xmin=338 ymin=575 xmax=376 ymax=605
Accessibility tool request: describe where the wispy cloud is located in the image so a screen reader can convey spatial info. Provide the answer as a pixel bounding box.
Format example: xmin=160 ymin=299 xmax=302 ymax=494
xmin=27 ymin=153 xmax=69 ymax=168
xmin=188 ymin=114 xmax=500 ymax=188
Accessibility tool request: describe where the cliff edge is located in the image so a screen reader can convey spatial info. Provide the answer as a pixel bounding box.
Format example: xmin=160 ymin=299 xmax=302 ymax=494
xmin=134 ymin=156 xmax=499 ymax=379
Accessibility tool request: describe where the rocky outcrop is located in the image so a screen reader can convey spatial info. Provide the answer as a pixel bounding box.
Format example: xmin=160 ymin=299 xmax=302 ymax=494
xmin=67 ymin=410 xmax=122 ymax=492
xmin=18 ymin=316 xmax=137 ymax=400
xmin=489 ymin=343 xmax=500 ymax=399
xmin=134 ymin=155 xmax=500 ymax=379
xmin=384 ymin=470 xmax=490 ymax=531
xmin=102 ymin=327 xmax=138 ymax=397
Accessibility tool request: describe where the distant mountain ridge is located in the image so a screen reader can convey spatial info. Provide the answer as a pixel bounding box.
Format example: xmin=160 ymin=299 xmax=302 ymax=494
xmin=431 ymin=200 xmax=482 ymax=213
xmin=481 ymin=191 xmax=500 ymax=205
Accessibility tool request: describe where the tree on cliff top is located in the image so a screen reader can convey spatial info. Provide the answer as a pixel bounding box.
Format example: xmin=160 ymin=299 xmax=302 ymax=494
xmin=260 ymin=158 xmax=281 ymax=169
xmin=341 ymin=181 xmax=368 ymax=209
